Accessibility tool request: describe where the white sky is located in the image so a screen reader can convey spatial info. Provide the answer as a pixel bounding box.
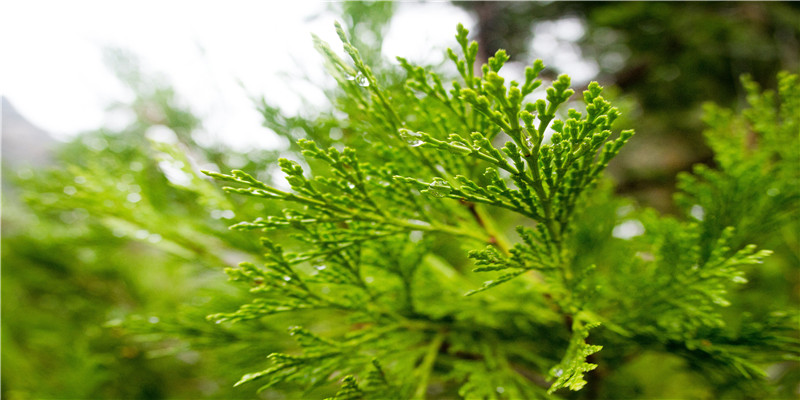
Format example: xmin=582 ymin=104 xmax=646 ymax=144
xmin=0 ymin=0 xmax=473 ymax=150
xmin=1 ymin=1 xmax=594 ymax=152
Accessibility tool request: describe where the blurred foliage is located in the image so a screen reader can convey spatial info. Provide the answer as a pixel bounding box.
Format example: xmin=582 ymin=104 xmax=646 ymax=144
xmin=1 ymin=49 xmax=290 ymax=398
xmin=1 ymin=3 xmax=401 ymax=398
xmin=454 ymin=2 xmax=799 ymax=119
xmin=337 ymin=1 xmax=396 ymax=67
xmin=454 ymin=1 xmax=800 ymax=208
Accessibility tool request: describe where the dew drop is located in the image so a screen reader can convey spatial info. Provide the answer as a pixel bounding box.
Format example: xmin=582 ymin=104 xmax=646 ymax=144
xmin=426 ymin=178 xmax=451 ymax=198
xmin=283 ymin=276 xmax=292 ymax=282
xmin=356 ymin=73 xmax=369 ymax=87
xmin=428 ymin=190 xmax=446 ymax=198
xmin=525 ymin=136 xmax=534 ymax=148
xmin=399 ymin=129 xmax=424 ymax=147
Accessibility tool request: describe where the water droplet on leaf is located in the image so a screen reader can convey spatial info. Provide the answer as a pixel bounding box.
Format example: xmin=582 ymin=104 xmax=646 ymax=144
xmin=426 ymin=178 xmax=451 ymax=198
xmin=348 ymin=72 xmax=369 ymax=87
xmin=525 ymin=136 xmax=534 ymax=148
xmin=356 ymin=73 xmax=369 ymax=87
xmin=399 ymin=129 xmax=424 ymax=147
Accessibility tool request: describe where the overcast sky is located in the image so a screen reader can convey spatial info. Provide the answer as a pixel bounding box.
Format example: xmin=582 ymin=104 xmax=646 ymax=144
xmin=1 ymin=1 xmax=475 ymax=150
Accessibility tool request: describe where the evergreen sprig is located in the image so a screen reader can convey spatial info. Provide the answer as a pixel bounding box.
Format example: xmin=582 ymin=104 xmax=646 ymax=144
xmin=202 ymin=22 xmax=798 ymax=398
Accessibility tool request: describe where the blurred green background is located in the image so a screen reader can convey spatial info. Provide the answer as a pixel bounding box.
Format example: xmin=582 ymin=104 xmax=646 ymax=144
xmin=2 ymin=2 xmax=798 ymax=398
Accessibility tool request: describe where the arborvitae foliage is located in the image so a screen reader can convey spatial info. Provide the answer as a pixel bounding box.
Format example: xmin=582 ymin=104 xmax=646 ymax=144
xmin=4 ymin=20 xmax=797 ymax=399
xmin=201 ymin=23 xmax=799 ymax=398
xmin=1 ymin=51 xmax=292 ymax=398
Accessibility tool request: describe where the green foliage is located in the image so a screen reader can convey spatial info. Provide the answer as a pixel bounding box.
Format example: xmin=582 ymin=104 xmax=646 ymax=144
xmin=454 ymin=2 xmax=800 ymax=134
xmin=3 ymin=16 xmax=798 ymax=400
xmin=200 ymin=22 xmax=799 ymax=398
xmin=547 ymin=319 xmax=602 ymax=394
xmin=676 ymin=72 xmax=800 ymax=262
xmin=1 ymin=51 xmax=287 ymax=399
